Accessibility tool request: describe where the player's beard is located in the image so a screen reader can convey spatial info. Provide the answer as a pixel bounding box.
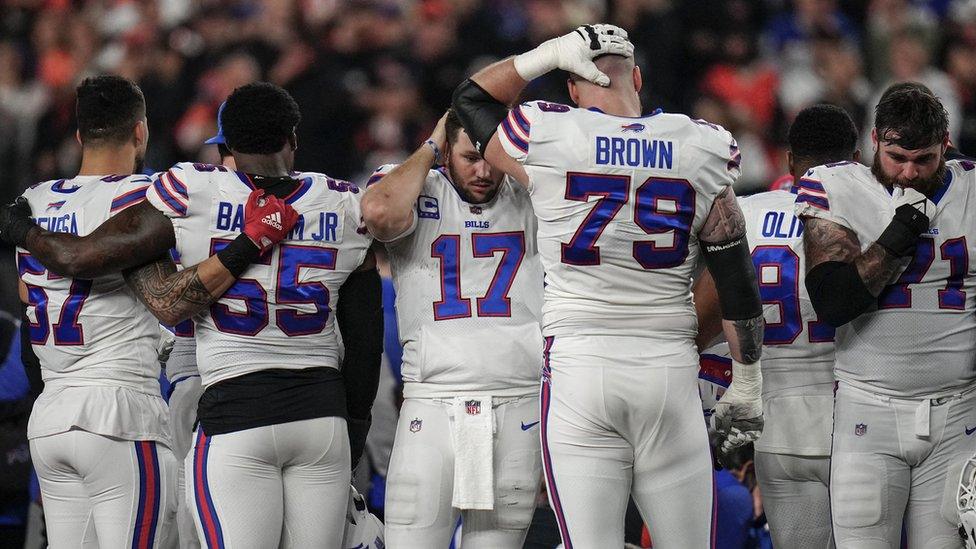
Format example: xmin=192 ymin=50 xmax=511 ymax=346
xmin=447 ymin=162 xmax=499 ymax=205
xmin=871 ymin=149 xmax=946 ymax=198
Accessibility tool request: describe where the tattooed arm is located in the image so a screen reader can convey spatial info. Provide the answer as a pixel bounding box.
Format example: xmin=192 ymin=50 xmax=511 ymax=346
xmin=22 ymin=202 xmax=176 ymax=279
xmin=803 ymin=216 xmax=902 ymax=296
xmin=124 ymin=254 xmax=238 ymax=326
xmin=699 ymin=187 xmax=764 ymax=365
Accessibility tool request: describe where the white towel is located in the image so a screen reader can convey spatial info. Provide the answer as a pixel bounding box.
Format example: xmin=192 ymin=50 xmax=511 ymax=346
xmin=451 ymin=396 xmax=495 ymax=510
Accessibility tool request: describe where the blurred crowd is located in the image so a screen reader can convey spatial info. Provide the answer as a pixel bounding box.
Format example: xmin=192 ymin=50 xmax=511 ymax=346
xmin=1 ymin=0 xmax=976 ymax=200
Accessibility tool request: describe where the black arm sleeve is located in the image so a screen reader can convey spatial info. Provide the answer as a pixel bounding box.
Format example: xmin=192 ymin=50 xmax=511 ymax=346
xmin=19 ymin=306 xmax=42 ymax=399
xmin=701 ymin=236 xmax=763 ymax=320
xmin=336 ymin=267 xmax=383 ymax=468
xmin=806 ymin=261 xmax=877 ymax=328
xmin=452 ymin=79 xmax=511 ymax=155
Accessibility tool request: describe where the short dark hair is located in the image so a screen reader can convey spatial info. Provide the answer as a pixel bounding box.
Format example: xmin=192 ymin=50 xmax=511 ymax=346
xmin=76 ymin=75 xmax=146 ymax=145
xmin=221 ymin=82 xmax=301 ymax=154
xmin=445 ymin=108 xmax=464 ymax=147
xmin=789 ymin=104 xmax=858 ymax=165
xmin=874 ymin=82 xmax=948 ymax=150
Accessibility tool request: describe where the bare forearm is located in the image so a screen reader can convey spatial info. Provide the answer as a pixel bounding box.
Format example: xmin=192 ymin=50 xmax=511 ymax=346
xmin=723 ymin=315 xmax=764 ymax=364
xmin=854 ymin=243 xmax=904 ymax=296
xmin=470 ymin=58 xmax=528 ymax=107
xmin=362 ymin=147 xmax=433 ymax=241
xmin=22 ymin=203 xmax=175 ymax=279
xmin=125 ymin=256 xmax=235 ymax=325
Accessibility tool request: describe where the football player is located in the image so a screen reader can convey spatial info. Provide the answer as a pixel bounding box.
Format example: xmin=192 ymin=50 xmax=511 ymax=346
xmin=361 ymin=109 xmax=543 ymax=547
xmin=797 ymin=82 xmax=976 ymax=548
xmin=452 ymin=24 xmax=764 ymax=547
xmin=695 ymin=104 xmax=860 ymax=548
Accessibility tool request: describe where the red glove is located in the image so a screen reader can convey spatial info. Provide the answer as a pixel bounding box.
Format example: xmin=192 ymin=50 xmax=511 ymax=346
xmin=243 ymin=189 xmax=299 ymax=252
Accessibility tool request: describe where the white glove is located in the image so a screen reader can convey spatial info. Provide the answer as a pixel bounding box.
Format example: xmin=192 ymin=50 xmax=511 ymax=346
xmin=712 ymin=359 xmax=763 ymax=464
xmin=514 ymin=24 xmax=634 ymax=86
xmin=157 ymin=324 xmax=176 ymax=366
xmin=891 ymin=185 xmax=936 ymax=223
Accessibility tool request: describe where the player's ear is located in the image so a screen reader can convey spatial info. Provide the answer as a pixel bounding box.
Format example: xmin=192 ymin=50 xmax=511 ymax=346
xmin=633 ymin=65 xmax=642 ymax=93
xmin=133 ymin=120 xmax=147 ymax=148
xmin=567 ymin=78 xmax=580 ymax=105
xmin=289 ymin=131 xmax=297 ymax=152
xmin=853 ymin=148 xmax=861 ymax=162
xmin=75 ymin=129 xmax=83 ymax=147
xmin=870 ymin=128 xmax=879 ymax=150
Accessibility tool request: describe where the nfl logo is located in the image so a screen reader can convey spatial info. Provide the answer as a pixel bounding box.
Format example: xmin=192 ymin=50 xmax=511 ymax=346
xmin=469 ymin=206 xmax=482 ymax=215
xmin=409 ymin=418 xmax=422 ymax=433
xmin=855 ymin=423 xmax=867 ymax=436
xmin=465 ymin=400 xmax=481 ymax=415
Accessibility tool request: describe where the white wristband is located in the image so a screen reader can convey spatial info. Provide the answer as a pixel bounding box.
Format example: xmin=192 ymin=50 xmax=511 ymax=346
xmin=730 ymin=359 xmax=762 ymax=397
xmin=513 ymin=41 xmax=558 ymax=81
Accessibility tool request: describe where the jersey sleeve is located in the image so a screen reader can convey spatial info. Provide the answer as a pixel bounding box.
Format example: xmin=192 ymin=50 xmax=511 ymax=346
xmin=496 ymin=102 xmax=541 ymax=164
xmin=109 ymin=175 xmax=152 ymax=215
xmin=363 ymin=164 xmax=398 ymax=189
xmin=793 ymin=165 xmax=854 ymax=231
xmin=689 ymin=119 xmax=741 ymax=198
xmin=340 ymin=185 xmax=374 ymax=267
xmin=145 ymin=163 xmax=191 ymax=219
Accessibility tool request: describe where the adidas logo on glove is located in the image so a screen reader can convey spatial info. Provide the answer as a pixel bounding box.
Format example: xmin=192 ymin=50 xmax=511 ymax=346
xmin=261 ymin=211 xmax=283 ymax=231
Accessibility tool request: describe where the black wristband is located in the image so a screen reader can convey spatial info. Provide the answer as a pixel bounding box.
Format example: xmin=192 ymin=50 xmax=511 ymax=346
xmin=347 ymin=416 xmax=371 ymax=470
xmin=215 ymin=233 xmax=261 ymax=277
xmin=876 ymin=204 xmax=929 ymax=257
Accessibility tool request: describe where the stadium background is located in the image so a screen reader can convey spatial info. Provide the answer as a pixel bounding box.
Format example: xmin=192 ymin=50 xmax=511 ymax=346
xmin=0 ymin=0 xmax=975 ymax=546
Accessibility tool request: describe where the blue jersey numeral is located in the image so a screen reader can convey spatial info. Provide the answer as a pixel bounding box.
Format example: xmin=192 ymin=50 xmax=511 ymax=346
xmin=873 ymin=236 xmax=968 ymax=311
xmin=208 ymin=239 xmax=338 ymax=336
xmin=431 ymin=232 xmax=526 ymax=320
xmin=17 ymin=252 xmax=92 ymax=345
xmin=560 ymin=173 xmax=695 ymax=269
xmin=751 ymin=245 xmax=834 ymax=345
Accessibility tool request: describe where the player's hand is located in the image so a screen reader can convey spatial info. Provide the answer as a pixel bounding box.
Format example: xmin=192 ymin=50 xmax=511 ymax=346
xmin=514 ymin=24 xmax=634 ymax=86
xmin=712 ymin=360 xmax=763 ymax=467
xmin=241 ymin=189 xmax=299 ymax=252
xmin=429 ymin=112 xmax=449 ymax=155
xmin=878 ymin=186 xmax=934 ymax=257
xmin=0 ymin=196 xmax=35 ymax=247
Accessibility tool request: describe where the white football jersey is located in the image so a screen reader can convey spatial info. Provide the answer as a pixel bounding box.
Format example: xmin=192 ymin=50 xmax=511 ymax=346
xmin=795 ymin=159 xmax=976 ymax=397
xmin=741 ymin=190 xmax=836 ymax=390
xmin=146 ymin=163 xmax=373 ymax=388
xmin=370 ymin=165 xmax=544 ymax=398
xmin=17 ymin=174 xmax=168 ymax=441
xmin=741 ymin=190 xmax=836 ymax=455
xmin=497 ymin=102 xmax=740 ymax=338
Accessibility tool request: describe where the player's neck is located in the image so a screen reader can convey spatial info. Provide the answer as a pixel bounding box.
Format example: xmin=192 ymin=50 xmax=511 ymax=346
xmin=77 ymin=147 xmax=136 ymax=177
xmin=233 ymin=153 xmax=291 ymax=178
xmin=580 ymin=97 xmax=641 ymax=118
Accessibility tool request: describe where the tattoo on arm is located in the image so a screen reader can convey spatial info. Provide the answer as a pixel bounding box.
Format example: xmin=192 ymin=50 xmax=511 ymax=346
xmin=854 ymin=244 xmax=903 ymax=296
xmin=699 ymin=187 xmax=746 ymax=243
xmin=803 ymin=217 xmax=901 ymax=296
xmin=124 ymin=258 xmax=216 ymax=326
xmin=23 ymin=202 xmax=175 ymax=279
xmin=731 ymin=315 xmax=764 ymax=364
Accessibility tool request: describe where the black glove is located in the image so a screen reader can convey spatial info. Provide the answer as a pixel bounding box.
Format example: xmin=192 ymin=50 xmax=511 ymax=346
xmin=876 ymin=188 xmax=932 ymax=258
xmin=0 ymin=197 xmax=35 ymax=247
xmin=347 ymin=416 xmax=371 ymax=471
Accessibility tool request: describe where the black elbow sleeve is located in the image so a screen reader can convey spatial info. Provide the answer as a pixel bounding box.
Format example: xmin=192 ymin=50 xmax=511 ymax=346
xmin=336 ymin=268 xmax=384 ymax=421
xmin=702 ymin=237 xmax=763 ymax=321
xmin=452 ymin=79 xmax=510 ymax=155
xmin=806 ymin=261 xmax=876 ymax=328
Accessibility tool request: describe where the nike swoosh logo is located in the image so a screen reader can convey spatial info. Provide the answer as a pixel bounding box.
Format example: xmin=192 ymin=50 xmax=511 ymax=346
xmin=967 ymin=426 xmax=976 ymax=436
xmin=521 ymin=421 xmax=540 ymax=431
